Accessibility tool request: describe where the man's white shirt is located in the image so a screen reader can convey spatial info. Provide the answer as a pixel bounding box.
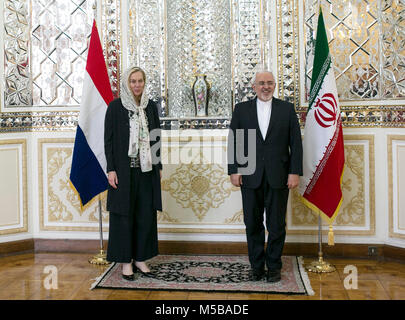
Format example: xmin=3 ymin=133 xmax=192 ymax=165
xmin=257 ymin=98 xmax=272 ymax=139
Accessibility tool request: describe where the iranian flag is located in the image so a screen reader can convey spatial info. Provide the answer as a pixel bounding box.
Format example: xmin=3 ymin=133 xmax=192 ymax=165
xmin=299 ymin=8 xmax=345 ymax=224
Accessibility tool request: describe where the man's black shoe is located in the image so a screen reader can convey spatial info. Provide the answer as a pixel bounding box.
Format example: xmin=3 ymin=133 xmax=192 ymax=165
xmin=266 ymin=269 xmax=281 ymax=283
xmin=251 ymin=268 xmax=265 ymax=281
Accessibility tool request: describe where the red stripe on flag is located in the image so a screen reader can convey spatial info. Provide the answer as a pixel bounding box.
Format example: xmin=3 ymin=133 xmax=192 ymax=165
xmin=303 ymin=124 xmax=345 ymax=219
xmin=85 ymin=20 xmax=113 ymax=106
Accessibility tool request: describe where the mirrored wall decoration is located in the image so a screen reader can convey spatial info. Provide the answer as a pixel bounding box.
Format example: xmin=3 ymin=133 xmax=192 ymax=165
xmin=303 ymin=0 xmax=405 ymax=101
xmin=381 ymin=0 xmax=405 ymax=98
xmin=127 ymin=0 xmax=273 ymax=117
xmin=31 ymin=0 xmax=96 ymax=106
xmin=102 ymin=0 xmax=120 ymax=98
xmin=3 ymin=0 xmax=31 ymax=106
xmin=127 ymin=0 xmax=167 ymax=116
xmin=261 ymin=0 xmax=274 ymax=73
xmin=276 ymin=0 xmax=300 ymax=105
xmin=0 ymin=111 xmax=79 ymax=132
xmin=166 ymin=0 xmax=232 ymax=118
xmin=231 ymin=0 xmax=262 ymax=105
xmin=3 ymin=0 xmax=405 ymax=130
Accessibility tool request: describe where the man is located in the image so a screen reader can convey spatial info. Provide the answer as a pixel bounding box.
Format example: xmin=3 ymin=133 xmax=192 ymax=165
xmin=228 ymin=71 xmax=303 ymax=282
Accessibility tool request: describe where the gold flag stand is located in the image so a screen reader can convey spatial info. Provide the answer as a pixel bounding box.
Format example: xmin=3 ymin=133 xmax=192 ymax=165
xmin=89 ymin=199 xmax=110 ymax=265
xmin=306 ymin=215 xmax=336 ymax=273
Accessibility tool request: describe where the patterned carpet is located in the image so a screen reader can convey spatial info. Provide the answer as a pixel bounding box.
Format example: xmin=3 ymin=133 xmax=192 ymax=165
xmin=91 ymin=255 xmax=314 ymax=295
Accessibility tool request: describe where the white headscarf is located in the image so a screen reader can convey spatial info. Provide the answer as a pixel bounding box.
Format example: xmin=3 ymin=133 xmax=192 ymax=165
xmin=120 ymin=67 xmax=152 ymax=172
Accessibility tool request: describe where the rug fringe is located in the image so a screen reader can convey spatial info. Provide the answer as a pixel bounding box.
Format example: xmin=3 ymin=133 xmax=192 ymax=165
xmin=90 ymin=262 xmax=115 ymax=290
xmin=297 ymin=256 xmax=315 ymax=296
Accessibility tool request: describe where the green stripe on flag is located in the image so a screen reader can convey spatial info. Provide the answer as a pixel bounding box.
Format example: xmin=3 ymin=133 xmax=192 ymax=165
xmin=308 ymin=8 xmax=330 ymax=112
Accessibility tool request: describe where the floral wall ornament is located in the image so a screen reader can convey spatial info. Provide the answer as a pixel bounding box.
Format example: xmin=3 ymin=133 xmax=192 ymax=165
xmin=192 ymin=74 xmax=209 ymax=116
xmin=161 ymin=152 xmax=237 ymax=221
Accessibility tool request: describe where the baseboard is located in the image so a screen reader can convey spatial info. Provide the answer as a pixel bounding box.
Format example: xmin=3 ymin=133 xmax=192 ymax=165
xmin=0 ymin=239 xmax=34 ymax=257
xmin=382 ymin=244 xmax=405 ymax=262
xmin=34 ymin=239 xmax=109 ymax=253
xmin=1 ymin=239 xmax=404 ymax=262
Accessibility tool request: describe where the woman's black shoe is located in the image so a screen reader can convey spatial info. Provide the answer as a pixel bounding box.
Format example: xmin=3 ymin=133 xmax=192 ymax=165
xmin=136 ymin=267 xmax=155 ymax=277
xmin=122 ymin=273 xmax=135 ymax=281
xmin=133 ymin=264 xmax=155 ymax=278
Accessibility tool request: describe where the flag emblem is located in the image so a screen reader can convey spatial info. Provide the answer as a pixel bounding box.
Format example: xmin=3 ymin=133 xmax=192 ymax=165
xmin=313 ymin=93 xmax=338 ymax=128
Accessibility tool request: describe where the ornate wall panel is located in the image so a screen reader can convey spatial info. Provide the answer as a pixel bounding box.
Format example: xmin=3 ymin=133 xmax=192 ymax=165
xmin=158 ymin=132 xmax=244 ymax=233
xmin=303 ymin=0 xmax=405 ymax=101
xmin=276 ymin=0 xmax=300 ymax=105
xmin=304 ymin=0 xmax=379 ymax=101
xmin=381 ymin=1 xmax=405 ymax=98
xmin=38 ymin=139 xmax=108 ymax=231
xmin=0 ymin=139 xmax=28 ymax=235
xmin=127 ymin=0 xmax=274 ymax=117
xmin=294 ymin=0 xmax=405 ymax=127
xmin=101 ymin=0 xmax=120 ymax=98
xmin=232 ymin=0 xmax=265 ymax=105
xmin=3 ymin=0 xmax=30 ymax=106
xmin=127 ymin=0 xmax=166 ymax=115
xmin=3 ymin=0 xmax=119 ymax=108
xmin=288 ymin=135 xmax=375 ymax=235
xmin=166 ymin=0 xmax=232 ymax=118
xmin=388 ymin=135 xmax=405 ymax=240
xmin=1 ymin=0 xmax=99 ymax=108
xmin=31 ymin=0 xmax=96 ymax=106
xmin=0 ymin=0 xmax=119 ymax=129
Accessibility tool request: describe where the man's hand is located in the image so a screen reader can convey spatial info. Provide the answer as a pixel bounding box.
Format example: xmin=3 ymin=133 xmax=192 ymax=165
xmin=108 ymin=171 xmax=118 ymax=189
xmin=230 ymin=174 xmax=242 ymax=187
xmin=287 ymin=174 xmax=299 ymax=189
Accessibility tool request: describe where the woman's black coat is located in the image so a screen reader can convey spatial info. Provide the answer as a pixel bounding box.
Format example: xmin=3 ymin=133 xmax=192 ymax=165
xmin=104 ymin=98 xmax=162 ymax=214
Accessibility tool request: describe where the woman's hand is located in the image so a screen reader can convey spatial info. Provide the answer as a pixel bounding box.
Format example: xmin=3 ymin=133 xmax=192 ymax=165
xmin=160 ymin=170 xmax=162 ymax=180
xmin=108 ymin=171 xmax=118 ymax=189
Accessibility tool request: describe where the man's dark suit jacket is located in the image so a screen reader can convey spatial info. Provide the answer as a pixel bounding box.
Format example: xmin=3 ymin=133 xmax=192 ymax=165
xmin=227 ymin=97 xmax=303 ymax=189
xmin=104 ymin=98 xmax=162 ymax=214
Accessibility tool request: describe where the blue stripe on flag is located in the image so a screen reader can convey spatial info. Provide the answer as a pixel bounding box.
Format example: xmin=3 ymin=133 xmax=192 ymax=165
xmin=70 ymin=125 xmax=108 ymax=206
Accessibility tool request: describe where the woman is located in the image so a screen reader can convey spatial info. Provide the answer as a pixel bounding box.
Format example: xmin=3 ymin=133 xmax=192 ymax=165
xmin=104 ymin=66 xmax=162 ymax=281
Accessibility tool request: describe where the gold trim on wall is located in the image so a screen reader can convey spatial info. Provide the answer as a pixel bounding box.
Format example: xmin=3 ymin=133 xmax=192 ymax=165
xmin=38 ymin=138 xmax=108 ymax=232
xmin=388 ymin=135 xmax=405 ymax=240
xmin=0 ymin=139 xmax=28 ymax=235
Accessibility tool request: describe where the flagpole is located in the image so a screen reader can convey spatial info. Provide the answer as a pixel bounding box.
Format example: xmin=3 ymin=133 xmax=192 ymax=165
xmin=88 ymin=2 xmax=109 ymax=265
xmin=89 ymin=197 xmax=109 ymax=265
xmin=98 ymin=199 xmax=103 ymax=251
xmin=306 ymin=214 xmax=335 ymax=273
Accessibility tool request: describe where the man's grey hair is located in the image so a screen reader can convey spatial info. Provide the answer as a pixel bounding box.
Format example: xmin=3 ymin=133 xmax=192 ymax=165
xmin=252 ymin=70 xmax=275 ymax=85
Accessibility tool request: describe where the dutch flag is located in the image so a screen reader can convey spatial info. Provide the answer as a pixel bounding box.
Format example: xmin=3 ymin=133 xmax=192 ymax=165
xmin=70 ymin=20 xmax=113 ymax=209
